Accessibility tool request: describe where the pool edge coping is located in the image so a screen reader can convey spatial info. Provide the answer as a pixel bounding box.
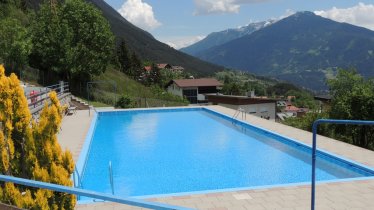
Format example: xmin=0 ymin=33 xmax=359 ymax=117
xmin=204 ymin=107 xmax=374 ymax=175
xmin=75 ymin=106 xmax=374 ymax=203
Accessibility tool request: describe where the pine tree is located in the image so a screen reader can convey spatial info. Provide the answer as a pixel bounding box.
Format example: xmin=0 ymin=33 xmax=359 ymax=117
xmin=151 ymin=63 xmax=161 ymax=86
xmin=129 ymin=52 xmax=142 ymax=80
xmin=117 ymin=38 xmax=131 ymax=74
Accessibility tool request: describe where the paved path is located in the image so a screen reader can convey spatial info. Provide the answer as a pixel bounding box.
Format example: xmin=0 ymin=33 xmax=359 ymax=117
xmin=57 ymin=106 xmax=374 ymax=210
xmin=58 ymin=110 xmax=93 ymax=160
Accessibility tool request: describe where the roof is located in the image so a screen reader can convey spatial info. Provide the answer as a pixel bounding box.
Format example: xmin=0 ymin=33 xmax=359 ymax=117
xmin=157 ymin=63 xmax=171 ymax=69
xmin=172 ymin=66 xmax=184 ymax=70
xmin=285 ymin=105 xmax=300 ymax=112
xmin=144 ymin=66 xmax=152 ymax=71
xmin=314 ymin=95 xmax=332 ymax=101
xmin=169 ymin=78 xmax=223 ymax=88
xmin=206 ymin=94 xmax=277 ymax=105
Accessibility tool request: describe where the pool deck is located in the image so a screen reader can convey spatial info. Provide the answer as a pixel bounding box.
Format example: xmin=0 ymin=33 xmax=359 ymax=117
xmin=57 ymin=106 xmax=374 ymax=210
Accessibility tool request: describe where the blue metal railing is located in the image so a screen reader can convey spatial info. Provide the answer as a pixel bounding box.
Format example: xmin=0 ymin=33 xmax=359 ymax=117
xmin=311 ymin=119 xmax=374 ymax=210
xmin=0 ymin=175 xmax=193 ymax=210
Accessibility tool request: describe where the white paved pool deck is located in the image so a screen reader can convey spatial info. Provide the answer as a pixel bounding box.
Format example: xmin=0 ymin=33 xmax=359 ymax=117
xmin=57 ymin=106 xmax=374 ymax=210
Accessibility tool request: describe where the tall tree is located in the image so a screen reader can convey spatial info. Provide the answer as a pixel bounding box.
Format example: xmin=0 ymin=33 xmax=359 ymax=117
xmin=149 ymin=63 xmax=161 ymax=86
xmin=117 ymin=38 xmax=131 ymax=74
xmin=29 ymin=1 xmax=72 ymax=83
xmin=129 ymin=52 xmax=142 ymax=79
xmin=30 ymin=0 xmax=115 ymax=90
xmin=0 ymin=18 xmax=32 ymax=73
xmin=60 ymin=0 xmax=114 ymax=80
xmin=328 ymin=69 xmax=374 ymax=148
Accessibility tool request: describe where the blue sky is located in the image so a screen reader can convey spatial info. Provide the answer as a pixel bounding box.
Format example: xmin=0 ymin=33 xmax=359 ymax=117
xmin=104 ymin=0 xmax=374 ymax=49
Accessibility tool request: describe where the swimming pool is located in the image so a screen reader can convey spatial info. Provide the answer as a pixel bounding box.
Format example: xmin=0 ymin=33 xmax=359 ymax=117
xmin=77 ymin=107 xmax=374 ymax=200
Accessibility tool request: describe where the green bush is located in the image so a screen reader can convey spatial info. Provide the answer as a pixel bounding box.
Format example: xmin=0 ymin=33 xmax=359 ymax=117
xmin=115 ymin=95 xmax=135 ymax=109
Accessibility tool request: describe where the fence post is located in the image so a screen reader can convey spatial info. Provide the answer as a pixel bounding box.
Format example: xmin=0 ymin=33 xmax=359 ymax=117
xmin=60 ymin=81 xmax=64 ymax=94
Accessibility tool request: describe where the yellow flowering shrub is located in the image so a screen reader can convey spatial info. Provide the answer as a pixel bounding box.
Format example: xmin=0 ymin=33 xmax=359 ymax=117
xmin=0 ymin=64 xmax=76 ymax=209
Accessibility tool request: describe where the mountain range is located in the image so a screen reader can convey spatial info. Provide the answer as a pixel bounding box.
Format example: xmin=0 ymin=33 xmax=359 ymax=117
xmin=180 ymin=20 xmax=275 ymax=56
xmin=186 ymin=11 xmax=374 ymax=91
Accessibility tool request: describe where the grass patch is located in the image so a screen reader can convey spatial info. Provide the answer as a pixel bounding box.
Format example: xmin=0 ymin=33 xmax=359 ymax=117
xmin=74 ymin=96 xmax=111 ymax=107
xmin=90 ymin=67 xmax=188 ymax=108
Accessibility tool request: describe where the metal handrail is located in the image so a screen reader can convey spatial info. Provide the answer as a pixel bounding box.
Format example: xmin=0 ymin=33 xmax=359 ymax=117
xmin=232 ymin=107 xmax=246 ymax=121
xmin=0 ymin=174 xmax=193 ymax=210
xmin=27 ymin=82 xmax=70 ymax=108
xmin=26 ymin=82 xmax=69 ymax=100
xmin=109 ymin=161 xmax=114 ymax=195
xmin=74 ymin=167 xmax=82 ymax=188
xmin=73 ymin=167 xmax=83 ymax=200
xmin=311 ymin=119 xmax=374 ymax=210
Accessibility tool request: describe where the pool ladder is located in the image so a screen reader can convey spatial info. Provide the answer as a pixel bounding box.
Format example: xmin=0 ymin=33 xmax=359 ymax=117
xmin=109 ymin=161 xmax=114 ymax=195
xmin=232 ymin=107 xmax=246 ymax=122
xmin=73 ymin=167 xmax=83 ymax=188
xmin=73 ymin=167 xmax=83 ymax=199
xmin=73 ymin=163 xmax=114 ymax=199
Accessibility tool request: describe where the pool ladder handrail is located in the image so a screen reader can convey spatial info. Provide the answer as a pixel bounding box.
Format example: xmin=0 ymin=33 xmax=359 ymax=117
xmin=109 ymin=161 xmax=114 ymax=195
xmin=232 ymin=107 xmax=246 ymax=122
xmin=74 ymin=167 xmax=83 ymax=188
xmin=73 ymin=167 xmax=83 ymax=200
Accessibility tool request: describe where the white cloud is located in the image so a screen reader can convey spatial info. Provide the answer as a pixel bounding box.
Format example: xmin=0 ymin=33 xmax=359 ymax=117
xmin=315 ymin=2 xmax=374 ymax=30
xmin=118 ymin=0 xmax=161 ymax=31
xmin=193 ymin=0 xmax=270 ymax=15
xmin=278 ymin=9 xmax=295 ymax=20
xmin=160 ymin=36 xmax=207 ymax=49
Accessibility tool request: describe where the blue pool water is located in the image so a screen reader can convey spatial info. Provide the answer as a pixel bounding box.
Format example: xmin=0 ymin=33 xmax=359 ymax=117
xmin=79 ymin=108 xmax=374 ymax=198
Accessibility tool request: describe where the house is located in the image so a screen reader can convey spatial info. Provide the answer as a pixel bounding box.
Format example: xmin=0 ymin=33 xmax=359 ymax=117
xmin=157 ymin=63 xmax=172 ymax=69
xmin=314 ymin=95 xmax=332 ymax=102
xmin=284 ymin=104 xmax=309 ymax=117
xmin=143 ymin=66 xmax=152 ymax=72
xmin=314 ymin=95 xmax=332 ymax=112
xmin=171 ymin=66 xmax=184 ymax=73
xmin=166 ymin=78 xmax=222 ymax=104
xmin=206 ymin=94 xmax=277 ymax=121
xmin=287 ymin=95 xmax=296 ymax=102
xmin=284 ymin=105 xmax=300 ymax=114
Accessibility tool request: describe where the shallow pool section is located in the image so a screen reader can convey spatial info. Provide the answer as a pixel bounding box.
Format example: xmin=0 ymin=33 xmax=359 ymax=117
xmin=78 ymin=108 xmax=374 ymax=199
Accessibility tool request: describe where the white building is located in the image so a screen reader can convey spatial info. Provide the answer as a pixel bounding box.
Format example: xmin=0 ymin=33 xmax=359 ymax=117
xmin=206 ymin=94 xmax=277 ymax=121
xmin=166 ymin=78 xmax=222 ymax=104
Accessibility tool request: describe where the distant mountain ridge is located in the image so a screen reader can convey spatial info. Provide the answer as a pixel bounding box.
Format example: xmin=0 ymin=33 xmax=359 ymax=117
xmin=194 ymin=11 xmax=374 ymax=91
xmin=26 ymin=0 xmax=223 ymax=76
xmin=180 ymin=20 xmax=275 ymax=56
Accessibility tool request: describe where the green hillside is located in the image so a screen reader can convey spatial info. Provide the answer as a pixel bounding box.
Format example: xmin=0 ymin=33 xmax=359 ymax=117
xmin=86 ymin=67 xmax=188 ymax=107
